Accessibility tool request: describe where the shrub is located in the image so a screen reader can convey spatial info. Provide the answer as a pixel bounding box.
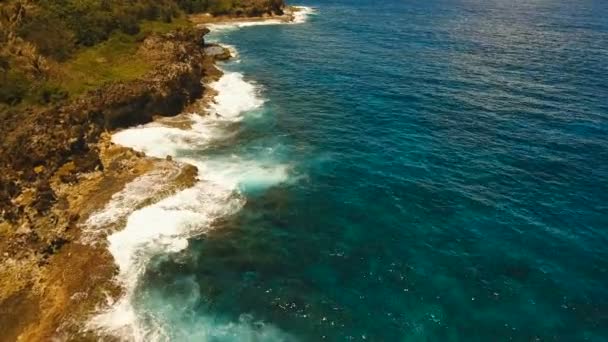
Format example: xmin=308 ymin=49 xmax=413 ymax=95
xmin=36 ymin=85 xmax=68 ymax=105
xmin=17 ymin=9 xmax=75 ymax=61
xmin=0 ymin=69 xmax=31 ymax=105
xmin=208 ymin=0 xmax=235 ymax=15
xmin=116 ymin=14 xmax=141 ymax=35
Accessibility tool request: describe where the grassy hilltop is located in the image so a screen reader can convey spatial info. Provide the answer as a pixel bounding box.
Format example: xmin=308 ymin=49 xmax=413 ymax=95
xmin=0 ymin=0 xmax=285 ymax=109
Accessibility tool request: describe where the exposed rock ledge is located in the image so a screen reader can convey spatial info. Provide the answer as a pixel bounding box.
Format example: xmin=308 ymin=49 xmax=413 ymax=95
xmin=0 ymin=26 xmax=227 ymax=341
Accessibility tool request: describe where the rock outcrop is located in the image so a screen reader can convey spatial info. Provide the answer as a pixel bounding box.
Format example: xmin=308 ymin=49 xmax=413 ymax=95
xmin=0 ymin=26 xmax=214 ymax=340
xmin=0 ymin=27 xmax=209 ymax=224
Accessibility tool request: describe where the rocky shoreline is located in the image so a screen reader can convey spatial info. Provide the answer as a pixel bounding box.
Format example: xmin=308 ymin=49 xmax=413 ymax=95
xmin=189 ymin=5 xmax=301 ymax=25
xmin=0 ymin=7 xmax=308 ymax=339
xmin=0 ymin=24 xmax=225 ymax=340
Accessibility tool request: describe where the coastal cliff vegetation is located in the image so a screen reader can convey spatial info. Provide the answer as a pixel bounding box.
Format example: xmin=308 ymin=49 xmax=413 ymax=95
xmin=0 ymin=0 xmax=284 ymax=108
xmin=0 ymin=0 xmax=286 ymax=339
xmin=0 ymin=0 xmax=288 ymax=234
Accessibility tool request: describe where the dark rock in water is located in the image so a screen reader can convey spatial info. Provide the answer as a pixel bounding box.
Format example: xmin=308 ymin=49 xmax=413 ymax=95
xmin=204 ymin=45 xmax=225 ymax=56
xmin=204 ymin=44 xmax=232 ymax=61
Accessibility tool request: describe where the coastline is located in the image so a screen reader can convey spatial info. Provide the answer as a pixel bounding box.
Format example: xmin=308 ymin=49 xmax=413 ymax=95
xmin=0 ymin=137 xmax=198 ymax=341
xmin=190 ymin=5 xmax=312 ymax=26
xmin=0 ymin=24 xmax=214 ymax=341
xmin=86 ymin=8 xmax=314 ymax=339
xmin=0 ymin=7 xmax=312 ymax=341
xmin=1 ymin=1 xmax=603 ymax=340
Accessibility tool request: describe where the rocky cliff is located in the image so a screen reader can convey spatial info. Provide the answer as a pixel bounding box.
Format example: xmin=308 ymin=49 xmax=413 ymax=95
xmin=0 ymin=27 xmax=209 ymax=223
xmin=0 ymin=0 xmax=289 ymax=338
xmin=0 ymin=26 xmax=219 ymax=341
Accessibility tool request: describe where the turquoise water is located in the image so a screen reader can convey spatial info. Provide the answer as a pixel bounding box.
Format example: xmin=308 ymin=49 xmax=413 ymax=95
xmin=130 ymin=0 xmax=608 ymax=340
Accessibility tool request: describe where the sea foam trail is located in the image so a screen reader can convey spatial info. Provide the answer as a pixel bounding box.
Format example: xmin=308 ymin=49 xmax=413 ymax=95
xmin=87 ymin=72 xmax=266 ymax=340
xmin=86 ymin=8 xmax=314 ymax=340
xmin=82 ymin=167 xmax=183 ymax=243
xmin=291 ymin=6 xmax=316 ymax=24
xmin=206 ymin=6 xmax=315 ymax=32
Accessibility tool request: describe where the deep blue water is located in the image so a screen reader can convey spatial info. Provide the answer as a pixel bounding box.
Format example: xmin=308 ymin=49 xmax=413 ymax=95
xmin=135 ymin=0 xmax=608 ymax=340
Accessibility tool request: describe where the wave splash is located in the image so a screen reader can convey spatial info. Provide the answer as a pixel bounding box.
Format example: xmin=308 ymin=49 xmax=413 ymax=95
xmin=206 ymin=6 xmax=316 ymax=32
xmin=87 ymin=71 xmax=285 ymax=341
xmin=291 ymin=6 xmax=316 ymax=24
xmin=86 ymin=8 xmax=314 ymax=340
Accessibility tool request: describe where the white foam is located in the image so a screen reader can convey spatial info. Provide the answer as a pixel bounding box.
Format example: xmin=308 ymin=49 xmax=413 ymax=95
xmin=207 ymin=19 xmax=284 ymax=33
xmin=89 ymin=180 xmax=246 ymax=340
xmin=291 ymin=6 xmax=316 ymax=24
xmin=85 ymin=6 xmax=316 ymax=335
xmin=208 ymin=72 xmax=264 ymax=119
xmin=112 ymin=125 xmax=201 ymax=157
xmin=112 ymin=115 xmax=222 ymax=158
xmin=82 ymin=168 xmax=182 ymax=241
xmin=118 ymin=276 xmax=296 ymax=341
xmin=87 ymin=70 xmax=290 ymax=340
xmin=199 ymin=155 xmax=290 ymax=192
xmin=206 ymin=5 xmax=316 ymax=33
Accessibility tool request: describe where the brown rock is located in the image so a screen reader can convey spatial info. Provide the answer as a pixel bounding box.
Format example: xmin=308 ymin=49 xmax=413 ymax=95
xmin=0 ymin=25 xmax=212 ymax=341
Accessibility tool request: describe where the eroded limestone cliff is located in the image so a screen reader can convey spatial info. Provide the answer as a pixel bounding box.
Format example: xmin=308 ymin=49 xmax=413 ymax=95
xmin=0 ymin=26 xmax=220 ymax=341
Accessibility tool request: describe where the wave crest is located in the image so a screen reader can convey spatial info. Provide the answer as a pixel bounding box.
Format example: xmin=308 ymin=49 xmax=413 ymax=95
xmin=86 ymin=65 xmax=291 ymax=340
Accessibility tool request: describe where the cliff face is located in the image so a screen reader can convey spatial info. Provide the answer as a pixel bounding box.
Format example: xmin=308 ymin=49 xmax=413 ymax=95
xmin=0 ymin=27 xmax=214 ymax=340
xmin=0 ymin=27 xmax=209 ymax=223
xmin=0 ymin=1 xmax=285 ymax=338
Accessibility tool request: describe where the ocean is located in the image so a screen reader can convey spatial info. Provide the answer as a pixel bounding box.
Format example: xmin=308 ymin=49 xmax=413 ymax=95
xmin=91 ymin=0 xmax=607 ymax=340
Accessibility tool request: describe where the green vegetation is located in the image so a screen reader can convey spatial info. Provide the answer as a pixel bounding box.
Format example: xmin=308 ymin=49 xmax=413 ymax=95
xmin=139 ymin=17 xmax=193 ymax=35
xmin=0 ymin=0 xmax=285 ymax=106
xmin=21 ymin=0 xmax=181 ymax=48
xmin=176 ymin=0 xmax=285 ymax=16
xmin=56 ymin=16 xmax=202 ymax=96
xmin=56 ymin=33 xmax=150 ymax=96
xmin=0 ymin=69 xmax=31 ymax=106
xmin=0 ymin=67 xmax=67 ymax=106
